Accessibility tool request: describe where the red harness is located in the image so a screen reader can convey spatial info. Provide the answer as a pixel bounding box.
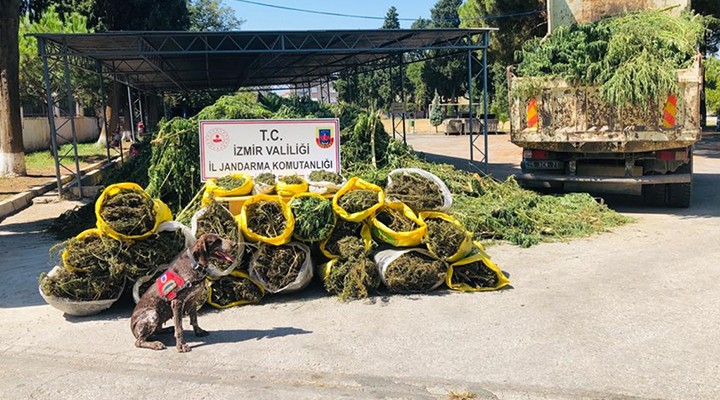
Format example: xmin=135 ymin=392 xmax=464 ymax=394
xmin=156 ymin=270 xmax=186 ymax=301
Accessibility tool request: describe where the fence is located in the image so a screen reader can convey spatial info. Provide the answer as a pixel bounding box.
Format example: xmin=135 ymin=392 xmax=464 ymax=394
xmin=22 ymin=116 xmax=100 ymax=152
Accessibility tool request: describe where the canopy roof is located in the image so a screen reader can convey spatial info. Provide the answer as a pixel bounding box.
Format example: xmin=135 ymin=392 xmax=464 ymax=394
xmin=33 ymin=29 xmax=494 ymax=92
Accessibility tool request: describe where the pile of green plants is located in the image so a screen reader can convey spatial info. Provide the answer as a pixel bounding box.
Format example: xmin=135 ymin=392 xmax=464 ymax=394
xmin=514 ymin=10 xmax=706 ymax=107
xmin=98 ymin=189 xmax=156 ymax=236
xmin=251 ymin=243 xmax=306 ymax=292
xmin=146 ymin=93 xmax=272 ymax=213
xmin=289 ymin=195 xmax=336 ymax=242
xmin=324 ymin=237 xmax=380 ymax=301
xmin=424 ymin=218 xmax=468 ymax=260
xmin=384 ymin=252 xmax=447 ymax=293
xmin=451 ymin=178 xmax=632 ymax=247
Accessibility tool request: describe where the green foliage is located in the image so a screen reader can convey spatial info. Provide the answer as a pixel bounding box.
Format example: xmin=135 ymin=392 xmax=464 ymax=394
xmin=451 ymin=178 xmax=633 ymax=247
xmin=693 ymin=0 xmax=720 ymax=54
xmin=259 ymin=92 xmax=334 ymax=119
xmin=515 ymin=10 xmax=706 ymax=107
xmin=188 ymin=0 xmax=243 ymax=31
xmin=430 ymin=0 xmax=462 ymax=29
xmin=459 ymin=0 xmax=545 ymax=66
xmin=382 ymin=6 xmax=400 ymax=29
xmin=19 ymin=7 xmax=96 ymax=105
xmin=706 ymin=57 xmax=720 ymax=115
xmin=146 ymin=93 xmax=270 ymax=212
xmin=429 ymin=91 xmax=443 ymax=127
xmin=91 ymin=0 xmax=190 ymax=31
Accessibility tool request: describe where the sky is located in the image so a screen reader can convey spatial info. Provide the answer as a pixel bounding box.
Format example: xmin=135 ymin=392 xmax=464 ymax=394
xmin=227 ymin=0 xmax=440 ymax=31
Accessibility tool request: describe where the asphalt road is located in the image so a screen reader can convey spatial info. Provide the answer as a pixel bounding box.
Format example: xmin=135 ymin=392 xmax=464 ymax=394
xmin=1 ymin=134 xmax=719 ymax=399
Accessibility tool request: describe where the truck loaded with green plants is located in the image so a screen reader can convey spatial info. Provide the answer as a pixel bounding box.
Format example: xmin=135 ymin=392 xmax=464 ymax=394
xmin=509 ymin=0 xmax=706 ymax=207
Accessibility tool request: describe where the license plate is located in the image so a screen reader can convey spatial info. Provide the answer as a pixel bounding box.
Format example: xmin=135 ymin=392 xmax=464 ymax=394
xmin=525 ymin=160 xmax=563 ymax=170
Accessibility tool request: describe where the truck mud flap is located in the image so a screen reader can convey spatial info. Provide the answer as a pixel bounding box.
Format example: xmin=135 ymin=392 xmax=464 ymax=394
xmin=513 ymin=173 xmax=692 ymax=184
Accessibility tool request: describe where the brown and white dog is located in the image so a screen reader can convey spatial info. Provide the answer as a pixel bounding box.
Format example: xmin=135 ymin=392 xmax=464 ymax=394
xmin=130 ymin=233 xmax=235 ymax=352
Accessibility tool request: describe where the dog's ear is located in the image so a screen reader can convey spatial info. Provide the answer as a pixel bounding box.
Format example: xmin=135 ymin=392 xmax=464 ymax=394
xmin=193 ymin=235 xmax=209 ymax=266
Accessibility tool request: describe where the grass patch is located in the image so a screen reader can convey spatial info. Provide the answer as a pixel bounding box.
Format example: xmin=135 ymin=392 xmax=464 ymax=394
xmin=25 ymin=142 xmax=108 ymax=171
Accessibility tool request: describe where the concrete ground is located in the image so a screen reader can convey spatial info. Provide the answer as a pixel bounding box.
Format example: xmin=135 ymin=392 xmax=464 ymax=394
xmin=2 ymin=133 xmax=720 ymax=399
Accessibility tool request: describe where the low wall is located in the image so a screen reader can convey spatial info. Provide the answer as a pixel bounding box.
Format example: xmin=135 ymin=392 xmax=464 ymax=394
xmin=22 ymin=117 xmax=100 ymax=152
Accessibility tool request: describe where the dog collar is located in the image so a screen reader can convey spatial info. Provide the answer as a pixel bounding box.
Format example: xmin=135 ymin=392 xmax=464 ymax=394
xmin=186 ymin=248 xmax=208 ymax=273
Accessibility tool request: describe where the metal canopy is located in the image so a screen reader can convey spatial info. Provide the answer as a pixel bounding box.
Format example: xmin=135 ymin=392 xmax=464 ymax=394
xmin=32 ymin=29 xmax=494 ymax=91
xmin=32 ymin=28 xmax=495 ymax=199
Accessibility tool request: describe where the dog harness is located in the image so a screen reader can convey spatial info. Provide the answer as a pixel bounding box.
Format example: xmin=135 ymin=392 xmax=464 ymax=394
xmin=155 ymin=249 xmax=208 ymax=301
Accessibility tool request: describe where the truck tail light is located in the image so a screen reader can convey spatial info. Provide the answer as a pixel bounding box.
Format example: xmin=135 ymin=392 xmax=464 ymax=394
xmin=657 ymin=149 xmax=688 ymax=161
xmin=523 ymin=149 xmax=550 ymax=160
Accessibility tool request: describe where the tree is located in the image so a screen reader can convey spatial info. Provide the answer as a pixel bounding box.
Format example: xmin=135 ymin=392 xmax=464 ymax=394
xmin=189 ymin=0 xmax=244 ymax=32
xmin=87 ymin=0 xmax=191 ymax=141
xmin=429 ymin=91 xmax=443 ymax=132
xmin=1 ymin=0 xmax=26 ymax=177
xmin=693 ymin=0 xmax=719 ymax=55
xmin=19 ymin=8 xmax=93 ymax=106
xmin=335 ymin=6 xmax=402 ymax=110
xmin=382 ymin=6 xmax=400 ymax=29
xmin=91 ymin=0 xmax=189 ymax=31
xmin=706 ymin=57 xmax=720 ymax=118
xmin=458 ymin=1 xmax=545 ymax=121
xmin=423 ymin=0 xmax=467 ymax=106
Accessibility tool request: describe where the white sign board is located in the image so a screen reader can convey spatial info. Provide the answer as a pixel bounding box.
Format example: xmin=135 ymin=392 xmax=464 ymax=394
xmin=199 ymin=119 xmax=340 ymax=181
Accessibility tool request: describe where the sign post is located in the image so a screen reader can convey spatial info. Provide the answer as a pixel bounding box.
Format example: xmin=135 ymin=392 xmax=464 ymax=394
xmin=199 ymin=119 xmax=340 ymax=181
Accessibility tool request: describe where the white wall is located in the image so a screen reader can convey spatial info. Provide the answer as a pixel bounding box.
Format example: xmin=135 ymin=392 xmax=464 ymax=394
xmin=22 ymin=117 xmax=100 ymax=152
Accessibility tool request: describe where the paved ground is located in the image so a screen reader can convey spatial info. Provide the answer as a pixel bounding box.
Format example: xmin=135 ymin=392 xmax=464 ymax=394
xmin=1 ymin=133 xmax=720 ymax=399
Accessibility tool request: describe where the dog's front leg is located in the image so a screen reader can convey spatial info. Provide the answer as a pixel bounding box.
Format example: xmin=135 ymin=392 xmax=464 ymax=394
xmin=171 ymin=299 xmax=191 ymax=353
xmin=189 ymin=306 xmax=208 ymax=337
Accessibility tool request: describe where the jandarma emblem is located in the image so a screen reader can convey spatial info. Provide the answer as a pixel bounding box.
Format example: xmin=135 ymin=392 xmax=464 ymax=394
xmin=316 ymin=127 xmax=333 ymax=149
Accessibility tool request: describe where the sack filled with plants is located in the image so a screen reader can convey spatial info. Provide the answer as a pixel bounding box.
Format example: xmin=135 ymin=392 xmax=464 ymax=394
xmin=307 ymin=170 xmax=346 ymax=195
xmin=319 ymin=219 xmax=373 ymax=259
xmin=60 ymin=228 xmax=128 ymax=279
xmin=239 ymin=194 xmax=294 ymax=245
xmin=192 ymin=201 xmax=245 ymax=274
xmin=447 ymin=245 xmax=510 ymax=292
xmin=385 ymin=168 xmax=453 ymax=213
xmin=207 ymin=270 xmax=265 ymax=309
xmin=276 ymin=174 xmax=309 ymax=197
xmin=289 ymin=193 xmax=336 ymax=242
xmin=375 ymin=248 xmax=447 ymax=293
xmin=332 ymin=177 xmax=384 ymax=222
xmin=252 ymin=172 xmax=277 ymax=194
xmin=419 ymin=211 xmax=474 ymax=262
xmin=321 ymin=237 xmax=380 ymax=301
xmin=370 ymin=202 xmax=427 ymax=247
xmin=202 ymin=173 xmax=254 ymax=205
xmin=249 ymin=242 xmax=313 ymax=294
xmin=123 ymin=222 xmax=192 ymax=281
xmin=39 ymin=265 xmax=125 ymax=316
xmin=95 ymin=182 xmax=172 ymax=240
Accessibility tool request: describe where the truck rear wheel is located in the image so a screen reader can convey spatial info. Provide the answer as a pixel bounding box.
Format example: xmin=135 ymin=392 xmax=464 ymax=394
xmin=668 ymin=182 xmax=691 ymax=208
xmin=642 ymin=184 xmax=667 ymax=207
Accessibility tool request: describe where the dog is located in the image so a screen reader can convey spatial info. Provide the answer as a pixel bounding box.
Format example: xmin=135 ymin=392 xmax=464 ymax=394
xmin=131 ymin=233 xmax=236 ymax=352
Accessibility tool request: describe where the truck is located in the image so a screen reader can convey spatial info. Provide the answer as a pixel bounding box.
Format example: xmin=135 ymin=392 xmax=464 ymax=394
xmin=509 ymin=0 xmax=702 ymax=207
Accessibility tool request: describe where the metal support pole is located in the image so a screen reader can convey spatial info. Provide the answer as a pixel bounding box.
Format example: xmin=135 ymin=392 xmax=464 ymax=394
xmin=138 ymin=91 xmax=145 ymax=131
xmin=97 ymin=61 xmax=111 ymax=163
xmin=400 ymin=62 xmax=406 ymax=146
xmin=127 ymin=85 xmax=136 ymax=142
xmin=468 ymin=46 xmax=474 ymax=164
xmin=63 ymin=51 xmax=83 ymax=198
xmin=40 ymin=38 xmax=63 ymax=199
xmin=327 ymin=76 xmax=332 ymax=103
xmin=389 ymin=64 xmax=395 ymax=139
xmin=482 ymin=33 xmax=489 ymax=173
